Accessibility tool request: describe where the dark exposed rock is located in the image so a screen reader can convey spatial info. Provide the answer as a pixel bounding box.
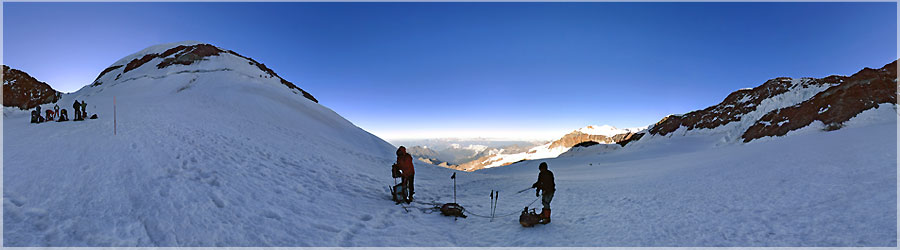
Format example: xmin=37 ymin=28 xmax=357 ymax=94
xmin=3 ymin=65 xmax=61 ymax=110
xmin=156 ymin=44 xmax=223 ymax=69
xmin=742 ymin=60 xmax=897 ymax=142
xmin=573 ymin=141 xmax=600 ymax=148
xmin=124 ymin=53 xmax=158 ymax=73
xmin=616 ymin=132 xmax=644 ymax=147
xmin=548 ymin=131 xmax=617 ymax=148
xmin=649 ymin=77 xmax=830 ymax=136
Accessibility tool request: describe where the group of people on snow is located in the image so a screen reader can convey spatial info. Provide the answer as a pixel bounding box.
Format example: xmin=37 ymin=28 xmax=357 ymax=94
xmin=390 ymin=146 xmax=555 ymax=224
xmin=30 ymin=99 xmax=95 ymax=124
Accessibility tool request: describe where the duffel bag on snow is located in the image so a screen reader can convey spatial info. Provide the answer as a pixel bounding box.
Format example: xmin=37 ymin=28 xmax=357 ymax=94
xmin=440 ymin=203 xmax=466 ymax=218
xmin=519 ymin=207 xmax=541 ymax=227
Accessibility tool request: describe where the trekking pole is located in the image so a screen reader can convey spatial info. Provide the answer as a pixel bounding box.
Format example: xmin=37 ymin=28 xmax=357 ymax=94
xmin=516 ymin=187 xmax=533 ymax=194
xmin=493 ymin=191 xmax=499 ymax=222
xmin=451 ymin=173 xmax=457 ymax=204
xmin=113 ymin=96 xmax=116 ymax=135
xmin=490 ymin=190 xmax=494 ymax=222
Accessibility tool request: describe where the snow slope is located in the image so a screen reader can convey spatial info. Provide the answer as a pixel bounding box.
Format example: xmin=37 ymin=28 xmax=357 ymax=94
xmin=3 ymin=42 xmax=406 ymax=246
xmin=3 ymin=42 xmax=896 ymax=246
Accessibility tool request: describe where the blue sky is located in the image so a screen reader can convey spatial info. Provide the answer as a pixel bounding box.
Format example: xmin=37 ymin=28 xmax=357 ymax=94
xmin=4 ymin=2 xmax=897 ymax=140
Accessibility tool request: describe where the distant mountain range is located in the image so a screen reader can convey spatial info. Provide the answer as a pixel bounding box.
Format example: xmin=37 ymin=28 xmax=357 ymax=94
xmin=407 ymin=60 xmax=898 ymax=172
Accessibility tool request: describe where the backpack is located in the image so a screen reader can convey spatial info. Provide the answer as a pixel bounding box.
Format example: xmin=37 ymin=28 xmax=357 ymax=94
xmin=440 ymin=203 xmax=467 ymax=218
xmin=390 ymin=183 xmax=407 ymax=203
xmin=391 ymin=164 xmax=402 ymax=178
xmin=519 ymin=207 xmax=541 ymax=227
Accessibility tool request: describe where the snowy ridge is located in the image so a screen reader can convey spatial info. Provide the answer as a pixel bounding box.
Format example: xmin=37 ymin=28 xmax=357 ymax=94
xmin=643 ymin=78 xmax=834 ymax=145
xmin=577 ymin=125 xmax=644 ymax=137
xmin=87 ymin=42 xmax=317 ymax=103
xmin=110 ymin=41 xmax=204 ymax=67
xmin=472 ymin=125 xmax=643 ymax=170
xmin=639 ymin=60 xmax=896 ymax=146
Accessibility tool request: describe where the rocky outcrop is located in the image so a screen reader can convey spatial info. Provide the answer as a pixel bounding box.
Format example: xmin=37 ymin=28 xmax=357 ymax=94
xmin=92 ymin=43 xmax=318 ymax=103
xmin=615 ymin=132 xmax=644 ymax=147
xmin=3 ymin=65 xmax=61 ymax=110
xmin=547 ymin=131 xmax=617 ymax=149
xmin=643 ymin=60 xmax=898 ymax=143
xmin=649 ymin=77 xmax=830 ymax=136
xmin=742 ymin=60 xmax=897 ymax=142
xmin=573 ymin=141 xmax=600 ymax=148
xmin=450 ymin=130 xmax=639 ymax=172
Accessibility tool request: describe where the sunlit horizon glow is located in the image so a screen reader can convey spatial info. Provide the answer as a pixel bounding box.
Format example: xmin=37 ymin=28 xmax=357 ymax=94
xmin=371 ymin=128 xmax=573 ymax=141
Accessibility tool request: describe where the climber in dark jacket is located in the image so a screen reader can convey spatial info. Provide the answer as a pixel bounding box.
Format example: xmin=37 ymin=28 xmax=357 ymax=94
xmin=531 ymin=162 xmax=555 ymax=224
xmin=72 ymin=100 xmax=81 ymax=121
xmin=80 ymin=100 xmax=87 ymax=119
xmin=395 ymin=146 xmax=415 ymax=202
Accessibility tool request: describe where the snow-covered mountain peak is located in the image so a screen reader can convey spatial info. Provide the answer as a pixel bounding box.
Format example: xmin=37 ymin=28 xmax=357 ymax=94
xmin=4 ymin=41 xmax=401 ymax=246
xmin=88 ymin=42 xmax=317 ymax=103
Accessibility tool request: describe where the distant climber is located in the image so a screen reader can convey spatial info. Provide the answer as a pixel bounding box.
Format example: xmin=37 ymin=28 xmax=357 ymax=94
xmin=45 ymin=109 xmax=54 ymax=122
xmin=32 ymin=106 xmax=45 ymax=123
xmin=531 ymin=162 xmax=555 ymax=224
xmin=30 ymin=110 xmax=39 ymax=123
xmin=395 ymin=146 xmax=416 ymax=203
xmin=53 ymin=104 xmax=60 ymax=120
xmin=58 ymin=109 xmax=69 ymax=121
xmin=72 ymin=100 xmax=82 ymax=121
xmin=80 ymin=100 xmax=87 ymax=119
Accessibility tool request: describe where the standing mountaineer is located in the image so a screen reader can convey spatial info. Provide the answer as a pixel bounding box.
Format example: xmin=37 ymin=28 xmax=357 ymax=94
xmin=72 ymin=99 xmax=81 ymax=121
xmin=53 ymin=104 xmax=60 ymax=120
xmin=531 ymin=162 xmax=555 ymax=224
xmin=395 ymin=146 xmax=415 ymax=203
xmin=80 ymin=100 xmax=87 ymax=119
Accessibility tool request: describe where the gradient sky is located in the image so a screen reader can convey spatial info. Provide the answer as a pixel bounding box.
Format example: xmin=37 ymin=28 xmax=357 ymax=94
xmin=4 ymin=2 xmax=897 ymax=140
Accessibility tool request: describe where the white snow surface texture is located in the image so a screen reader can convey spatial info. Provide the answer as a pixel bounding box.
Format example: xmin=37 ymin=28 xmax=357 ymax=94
xmin=3 ymin=42 xmax=897 ymax=247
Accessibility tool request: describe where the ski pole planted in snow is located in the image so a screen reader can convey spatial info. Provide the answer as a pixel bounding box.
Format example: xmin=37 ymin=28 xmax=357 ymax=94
xmin=113 ymin=96 xmax=116 ymax=135
xmin=451 ymin=173 xmax=457 ymax=204
xmin=490 ymin=190 xmax=494 ymax=222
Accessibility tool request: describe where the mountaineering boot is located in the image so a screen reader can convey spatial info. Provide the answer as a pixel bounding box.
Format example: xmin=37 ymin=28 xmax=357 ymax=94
xmin=540 ymin=208 xmax=551 ymax=224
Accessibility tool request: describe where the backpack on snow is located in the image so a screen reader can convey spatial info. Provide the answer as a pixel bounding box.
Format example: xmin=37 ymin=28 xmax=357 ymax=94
xmin=89 ymin=114 xmax=98 ymax=119
xmin=57 ymin=109 xmax=69 ymax=122
xmin=390 ymin=182 xmax=408 ymax=203
xmin=440 ymin=203 xmax=467 ymax=218
xmin=519 ymin=207 xmax=542 ymax=227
